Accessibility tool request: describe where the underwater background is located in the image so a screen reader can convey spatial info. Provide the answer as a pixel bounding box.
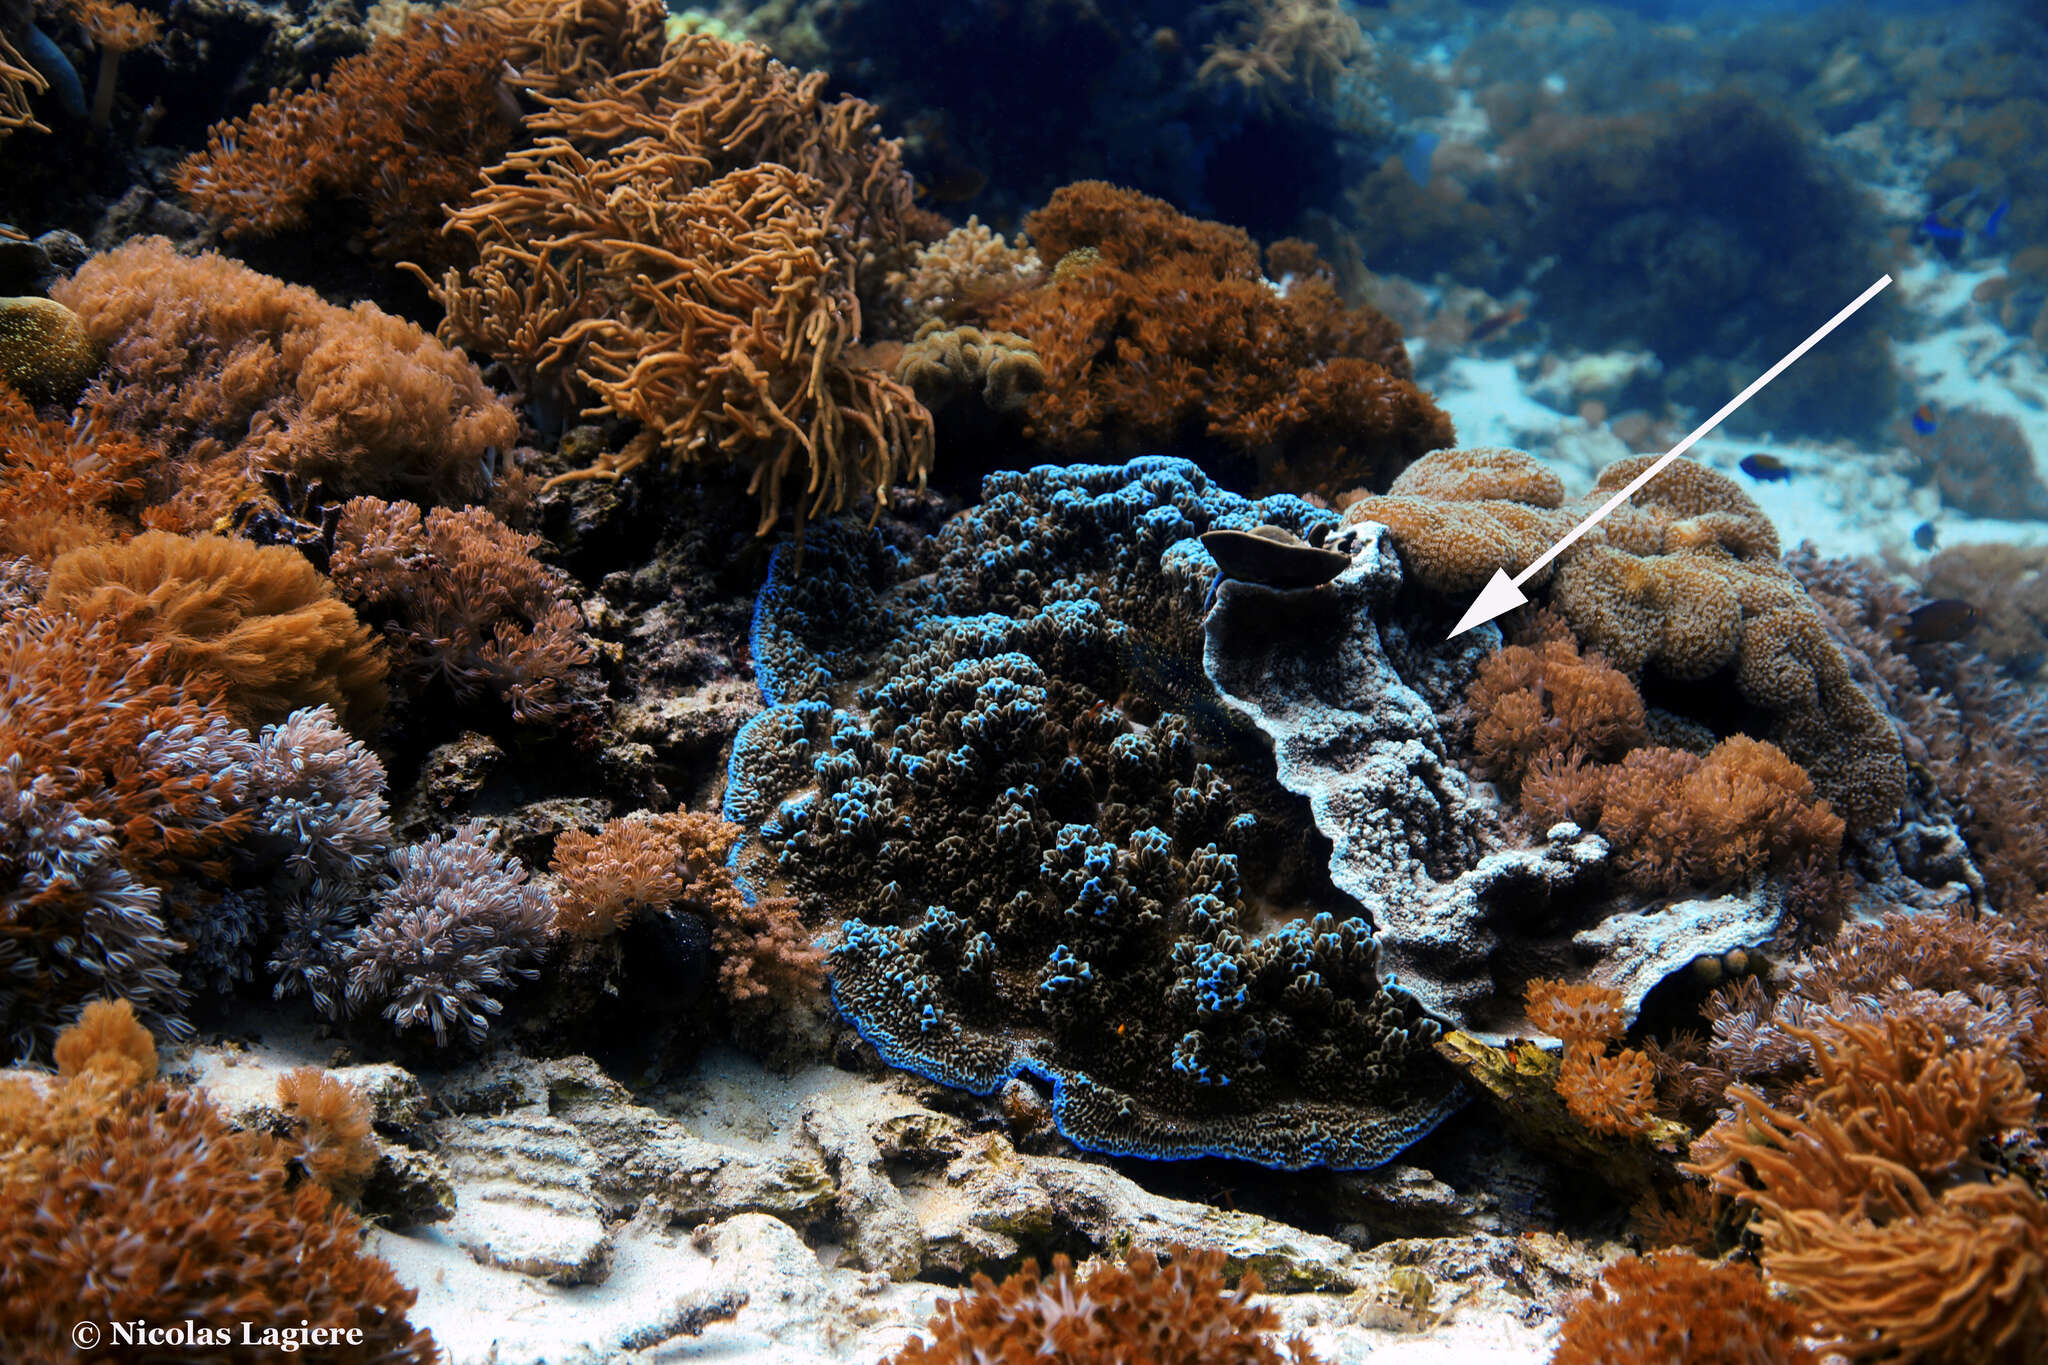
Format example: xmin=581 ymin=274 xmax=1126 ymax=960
xmin=4 ymin=0 xmax=2048 ymax=1361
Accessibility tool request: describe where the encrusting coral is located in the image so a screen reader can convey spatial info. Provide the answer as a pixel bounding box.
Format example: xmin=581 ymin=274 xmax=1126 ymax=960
xmin=41 ymin=530 xmax=388 ymax=731
xmin=0 ymin=1001 xmax=438 ymax=1362
xmin=885 ymin=1247 xmax=1321 ymax=1365
xmin=1345 ymin=447 xmax=1905 ymax=829
xmin=50 ymin=237 xmax=518 ymax=530
xmin=988 ymin=181 xmax=1452 ymax=498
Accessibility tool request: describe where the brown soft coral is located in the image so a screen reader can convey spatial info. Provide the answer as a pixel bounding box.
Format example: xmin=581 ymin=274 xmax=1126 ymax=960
xmin=1689 ymin=1011 xmax=2048 ymax=1363
xmin=0 ymin=1004 xmax=438 ymax=1363
xmin=989 ymin=182 xmax=1450 ymax=498
xmin=1526 ymin=978 xmax=1628 ymax=1047
xmin=413 ymin=32 xmax=927 ymax=535
xmin=887 ymin=1247 xmax=1320 ymax=1365
xmin=175 ymin=11 xmax=521 ymax=268
xmin=276 ymin=1066 xmax=378 ymax=1200
xmin=1550 ymin=1253 xmax=1816 ymax=1365
xmin=1346 ymin=448 xmax=1904 ymax=828
xmin=42 ymin=531 xmax=387 ymax=730
xmin=549 ymin=806 xmax=824 ymax=1017
xmin=1466 ymin=613 xmax=1647 ymax=792
xmin=50 ymin=237 xmax=518 ymax=530
xmin=328 ymin=497 xmax=599 ymax=732
xmin=0 ymin=383 xmax=150 ymax=563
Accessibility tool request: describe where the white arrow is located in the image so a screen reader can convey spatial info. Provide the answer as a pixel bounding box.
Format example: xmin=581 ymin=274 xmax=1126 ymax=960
xmin=1447 ymin=272 xmax=1894 ymax=639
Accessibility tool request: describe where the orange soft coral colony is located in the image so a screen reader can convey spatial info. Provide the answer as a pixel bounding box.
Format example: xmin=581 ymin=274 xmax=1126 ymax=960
xmin=42 ymin=531 xmax=388 ymax=730
xmin=1345 ymin=446 xmax=1905 ymax=828
xmin=988 ymin=180 xmax=1451 ymax=498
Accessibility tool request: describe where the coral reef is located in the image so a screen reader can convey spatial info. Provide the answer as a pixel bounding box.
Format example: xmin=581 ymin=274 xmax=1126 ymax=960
xmin=42 ymin=530 xmax=387 ymax=730
xmin=1344 ymin=448 xmax=1905 ymax=829
xmin=0 ymin=1001 xmax=438 ymax=1362
xmin=51 ymin=238 xmax=518 ymax=530
xmin=887 ymin=1247 xmax=1321 ymax=1365
xmin=1904 ymin=409 xmax=2048 ymax=521
xmin=988 ymin=182 xmax=1450 ymax=497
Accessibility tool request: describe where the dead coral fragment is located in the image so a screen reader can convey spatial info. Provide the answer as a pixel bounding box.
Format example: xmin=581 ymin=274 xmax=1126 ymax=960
xmin=887 ymin=1247 xmax=1322 ymax=1365
xmin=43 ymin=531 xmax=387 ymax=730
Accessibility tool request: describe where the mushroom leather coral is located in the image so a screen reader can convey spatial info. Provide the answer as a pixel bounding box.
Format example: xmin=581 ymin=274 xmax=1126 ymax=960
xmin=0 ymin=1002 xmax=437 ymax=1363
xmin=1345 ymin=447 xmax=1905 ymax=828
xmin=42 ymin=531 xmax=387 ymax=731
xmin=885 ymin=1247 xmax=1321 ymax=1365
xmin=989 ymin=181 xmax=1451 ymax=497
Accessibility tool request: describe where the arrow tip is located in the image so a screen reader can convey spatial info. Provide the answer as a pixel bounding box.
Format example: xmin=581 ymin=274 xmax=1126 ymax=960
xmin=1449 ymin=567 xmax=1527 ymax=639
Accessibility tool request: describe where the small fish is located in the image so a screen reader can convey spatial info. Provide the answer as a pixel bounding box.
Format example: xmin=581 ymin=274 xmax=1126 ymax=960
xmin=1919 ymin=211 xmax=1966 ymax=242
xmin=1920 ymin=189 xmax=1979 ymax=243
xmin=1912 ymin=521 xmax=1938 ymax=551
xmin=915 ymin=165 xmax=989 ymax=204
xmin=1400 ymin=130 xmax=1440 ymax=186
xmin=1985 ymin=197 xmax=2010 ymax=239
xmin=1895 ymin=598 xmax=1979 ymax=644
xmin=1739 ymin=453 xmax=1791 ymax=482
xmin=1911 ymin=403 xmax=1937 ymax=436
xmin=1469 ymin=301 xmax=1527 ymax=344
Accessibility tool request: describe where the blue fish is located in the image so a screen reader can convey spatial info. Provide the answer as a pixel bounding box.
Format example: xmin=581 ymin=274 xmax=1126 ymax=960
xmin=1911 ymin=403 xmax=1937 ymax=436
xmin=1986 ymin=197 xmax=2010 ymax=239
xmin=1401 ymin=131 xmax=1439 ymax=186
xmin=1739 ymin=453 xmax=1792 ymax=482
xmin=1920 ymin=212 xmax=1966 ymax=242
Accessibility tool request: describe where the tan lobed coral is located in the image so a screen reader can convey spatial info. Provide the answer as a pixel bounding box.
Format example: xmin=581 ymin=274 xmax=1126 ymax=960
xmin=896 ymin=321 xmax=1046 ymax=418
xmin=42 ymin=531 xmax=388 ymax=731
xmin=51 ymin=237 xmax=518 ymax=530
xmin=1344 ymin=447 xmax=1905 ymax=828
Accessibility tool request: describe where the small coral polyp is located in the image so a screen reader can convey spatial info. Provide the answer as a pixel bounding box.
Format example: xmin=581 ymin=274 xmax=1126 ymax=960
xmin=729 ymin=459 xmax=1461 ymax=1169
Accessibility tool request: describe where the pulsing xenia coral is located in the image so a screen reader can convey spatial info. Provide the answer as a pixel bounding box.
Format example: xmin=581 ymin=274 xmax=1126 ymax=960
xmin=244 ymin=704 xmax=392 ymax=886
xmin=341 ymin=822 xmax=553 ymax=1048
xmin=729 ymin=459 xmax=1461 ymax=1169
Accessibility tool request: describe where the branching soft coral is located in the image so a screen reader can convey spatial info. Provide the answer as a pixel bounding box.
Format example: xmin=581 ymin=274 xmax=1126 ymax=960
xmin=328 ymin=496 xmax=600 ymax=732
xmin=175 ymin=11 xmax=520 ymax=268
xmin=1549 ymin=1253 xmax=1816 ymax=1365
xmin=1523 ymin=736 xmax=1844 ymax=899
xmin=0 ymin=1002 xmax=438 ymax=1362
xmin=414 ymin=32 xmax=929 ymax=535
xmin=341 ymin=821 xmax=552 ymax=1048
xmin=990 ymin=182 xmax=1450 ymax=497
xmin=277 ymin=1066 xmax=378 ymax=1200
xmin=1689 ymin=1011 xmax=2048 ymax=1362
xmin=550 ymin=806 xmax=825 ymax=1017
xmin=50 ymin=237 xmax=518 ymax=530
xmin=42 ymin=530 xmax=387 ymax=730
xmin=1466 ymin=613 xmax=1647 ymax=793
xmin=886 ymin=1247 xmax=1321 ymax=1365
xmin=245 ymin=704 xmax=391 ymax=886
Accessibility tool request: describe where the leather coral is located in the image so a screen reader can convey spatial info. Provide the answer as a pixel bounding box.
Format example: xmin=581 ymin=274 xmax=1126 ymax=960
xmin=412 ymin=32 xmax=930 ymax=535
